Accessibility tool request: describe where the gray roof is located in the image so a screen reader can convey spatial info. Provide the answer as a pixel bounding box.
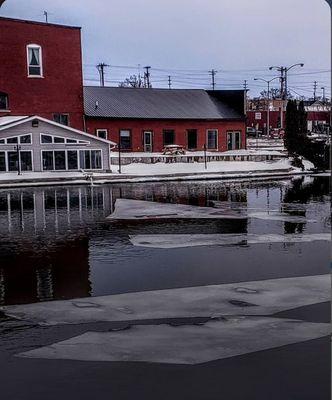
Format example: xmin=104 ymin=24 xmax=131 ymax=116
xmin=84 ymin=87 xmax=244 ymax=120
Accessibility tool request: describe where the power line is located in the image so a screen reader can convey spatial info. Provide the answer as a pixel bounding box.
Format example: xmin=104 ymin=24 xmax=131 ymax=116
xmin=96 ymin=62 xmax=110 ymax=87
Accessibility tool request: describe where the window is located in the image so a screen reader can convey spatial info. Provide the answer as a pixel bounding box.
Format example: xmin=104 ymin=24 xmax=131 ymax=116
xmin=54 ymin=136 xmax=65 ymax=143
xmin=227 ymin=131 xmax=241 ymax=150
xmin=54 ymin=114 xmax=69 ymax=126
xmin=7 ymin=152 xmax=18 ymax=171
xmin=0 ymin=92 xmax=9 ymax=110
xmin=163 ymin=130 xmax=175 ymax=146
xmin=207 ymin=129 xmax=218 ymax=150
xmin=67 ymin=150 xmax=78 ymax=170
xmin=96 ymin=129 xmax=108 ymax=140
xmin=20 ymin=135 xmax=31 ymax=144
xmin=41 ymin=134 xmax=52 ymax=144
xmin=54 ymin=151 xmax=66 ymax=170
xmin=66 ymin=138 xmax=77 ymax=144
xmin=6 ymin=137 xmax=18 ymax=144
xmin=20 ymin=151 xmax=32 ymax=171
xmin=42 ymin=151 xmax=54 ymax=171
xmin=79 ymin=150 xmax=102 ymax=170
xmin=0 ymin=152 xmax=6 ymax=171
xmin=27 ymin=44 xmax=42 ymax=77
xmin=119 ymin=130 xmax=131 ymax=150
xmin=187 ymin=129 xmax=197 ymax=150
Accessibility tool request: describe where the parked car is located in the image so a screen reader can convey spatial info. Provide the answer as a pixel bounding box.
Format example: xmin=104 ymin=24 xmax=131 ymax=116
xmin=246 ymin=127 xmax=257 ymax=137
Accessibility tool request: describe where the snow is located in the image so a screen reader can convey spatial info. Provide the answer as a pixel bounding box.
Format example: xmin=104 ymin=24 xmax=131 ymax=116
xmin=114 ymin=159 xmax=294 ymax=176
xmin=3 ymin=274 xmax=330 ymax=325
xmin=0 ymin=116 xmax=28 ymax=127
xmin=17 ymin=318 xmax=330 ymax=364
xmin=130 ymin=233 xmax=329 ymax=249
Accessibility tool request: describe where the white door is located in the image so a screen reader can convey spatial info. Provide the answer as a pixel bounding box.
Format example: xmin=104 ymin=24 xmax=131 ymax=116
xmin=143 ymin=131 xmax=153 ymax=152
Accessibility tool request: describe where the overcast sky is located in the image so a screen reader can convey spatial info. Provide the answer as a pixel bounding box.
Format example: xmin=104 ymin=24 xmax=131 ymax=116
xmin=1 ymin=0 xmax=331 ymax=97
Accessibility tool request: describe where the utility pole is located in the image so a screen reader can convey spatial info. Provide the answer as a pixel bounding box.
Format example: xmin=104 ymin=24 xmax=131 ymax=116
xmin=321 ymin=86 xmax=326 ymax=103
xmin=43 ymin=11 xmax=48 ymax=23
xmin=96 ymin=63 xmax=109 ymax=87
xmin=168 ymin=75 xmax=172 ymax=89
xmin=209 ymin=69 xmax=217 ymax=90
xmin=313 ymin=81 xmax=318 ymax=101
xmin=144 ymin=66 xmax=151 ymax=88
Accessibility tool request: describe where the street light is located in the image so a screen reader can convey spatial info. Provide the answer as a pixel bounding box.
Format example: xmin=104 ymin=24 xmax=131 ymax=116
xmin=269 ymin=63 xmax=304 ymax=100
xmin=254 ymin=76 xmax=280 ymax=138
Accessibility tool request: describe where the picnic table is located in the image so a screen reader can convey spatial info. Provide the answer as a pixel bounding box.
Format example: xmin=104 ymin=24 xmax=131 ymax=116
xmin=162 ymin=144 xmax=186 ymax=155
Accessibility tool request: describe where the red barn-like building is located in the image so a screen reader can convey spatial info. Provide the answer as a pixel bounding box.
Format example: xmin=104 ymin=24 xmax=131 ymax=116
xmin=84 ymin=87 xmax=246 ymax=152
xmin=0 ymin=17 xmax=84 ymax=129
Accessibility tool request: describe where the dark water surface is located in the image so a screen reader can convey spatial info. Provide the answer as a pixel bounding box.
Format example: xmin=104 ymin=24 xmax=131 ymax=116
xmin=0 ymin=175 xmax=330 ymax=305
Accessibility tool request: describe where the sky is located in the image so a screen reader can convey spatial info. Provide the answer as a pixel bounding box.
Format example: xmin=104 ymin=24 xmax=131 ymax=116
xmin=1 ymin=0 xmax=331 ymax=97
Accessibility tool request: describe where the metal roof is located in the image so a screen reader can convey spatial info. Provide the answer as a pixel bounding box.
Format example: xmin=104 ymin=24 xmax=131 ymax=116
xmin=84 ymin=87 xmax=244 ymax=120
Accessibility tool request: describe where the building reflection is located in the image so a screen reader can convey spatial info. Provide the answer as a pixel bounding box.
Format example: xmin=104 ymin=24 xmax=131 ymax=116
xmin=0 ymin=186 xmax=113 ymax=305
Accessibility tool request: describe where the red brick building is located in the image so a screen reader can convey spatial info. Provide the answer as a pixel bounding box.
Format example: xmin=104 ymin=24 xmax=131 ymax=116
xmin=0 ymin=16 xmax=246 ymax=152
xmin=84 ymin=87 xmax=246 ymax=152
xmin=0 ymin=17 xmax=84 ymax=129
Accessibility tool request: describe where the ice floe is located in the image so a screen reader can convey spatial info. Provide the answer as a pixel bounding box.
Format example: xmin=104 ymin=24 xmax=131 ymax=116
xmin=108 ymin=199 xmax=317 ymax=223
xmin=17 ymin=317 xmax=330 ymax=364
xmin=3 ymin=274 xmax=329 ymax=326
xmin=129 ymin=233 xmax=330 ymax=249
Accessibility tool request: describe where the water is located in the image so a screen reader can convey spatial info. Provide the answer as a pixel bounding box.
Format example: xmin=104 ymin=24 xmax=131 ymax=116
xmin=0 ymin=175 xmax=330 ymax=306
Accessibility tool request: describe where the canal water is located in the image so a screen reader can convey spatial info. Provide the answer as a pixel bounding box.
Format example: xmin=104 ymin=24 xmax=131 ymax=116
xmin=0 ymin=175 xmax=330 ymax=306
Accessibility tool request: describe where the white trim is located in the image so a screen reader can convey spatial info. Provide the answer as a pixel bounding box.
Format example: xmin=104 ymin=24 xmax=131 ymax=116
xmin=27 ymin=44 xmax=43 ymax=78
xmin=206 ymin=129 xmax=218 ymax=150
xmin=39 ymin=132 xmax=90 ymax=145
xmin=0 ymin=116 xmax=116 ymax=146
xmin=0 ymin=133 xmax=32 ymax=145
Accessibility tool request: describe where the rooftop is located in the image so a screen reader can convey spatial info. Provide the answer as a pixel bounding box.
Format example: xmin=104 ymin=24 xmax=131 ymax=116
xmin=84 ymin=87 xmax=245 ymax=120
xmin=0 ymin=16 xmax=81 ymax=30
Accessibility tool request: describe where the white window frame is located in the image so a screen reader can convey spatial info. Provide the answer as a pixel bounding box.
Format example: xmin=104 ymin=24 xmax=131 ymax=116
xmin=0 ymin=149 xmax=34 ymax=172
xmin=0 ymin=134 xmax=32 ymax=145
xmin=96 ymin=129 xmax=108 ymax=140
xmin=27 ymin=44 xmax=43 ymax=78
xmin=206 ymin=129 xmax=218 ymax=150
xmin=39 ymin=133 xmax=90 ymax=145
xmin=227 ymin=131 xmax=242 ymax=150
xmin=41 ymin=149 xmax=103 ymax=171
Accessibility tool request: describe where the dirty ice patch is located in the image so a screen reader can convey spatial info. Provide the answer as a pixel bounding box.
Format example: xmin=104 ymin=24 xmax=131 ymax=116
xmin=108 ymin=199 xmax=316 ymax=223
xmin=3 ymin=275 xmax=329 ymax=326
xmin=130 ymin=233 xmax=330 ymax=249
xmin=17 ymin=317 xmax=330 ymax=364
xmin=108 ymin=199 xmax=247 ymax=220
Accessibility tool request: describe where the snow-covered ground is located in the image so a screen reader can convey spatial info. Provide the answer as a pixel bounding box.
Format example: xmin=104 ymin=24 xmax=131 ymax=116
xmin=114 ymin=158 xmax=304 ymax=176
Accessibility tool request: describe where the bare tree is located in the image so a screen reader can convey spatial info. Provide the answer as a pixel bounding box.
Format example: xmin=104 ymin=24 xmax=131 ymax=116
xmin=119 ymin=74 xmax=147 ymax=88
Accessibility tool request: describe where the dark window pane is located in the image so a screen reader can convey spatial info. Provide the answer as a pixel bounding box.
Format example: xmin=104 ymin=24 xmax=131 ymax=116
xmin=54 ymin=114 xmax=69 ymax=126
xmin=20 ymin=151 xmax=32 ymax=171
xmin=207 ymin=130 xmax=217 ymax=149
xmin=120 ymin=130 xmax=131 ymax=150
xmin=0 ymin=93 xmax=8 ymax=110
xmin=20 ymin=135 xmax=31 ymax=144
xmin=29 ymin=66 xmax=41 ymax=76
xmin=91 ymin=150 xmax=102 ymax=169
xmin=67 ymin=151 xmax=78 ymax=170
xmin=7 ymin=152 xmax=18 ymax=171
xmin=41 ymin=134 xmax=52 ymax=144
xmin=66 ymin=139 xmax=77 ymax=144
xmin=54 ymin=151 xmax=66 ymax=170
xmin=54 ymin=136 xmax=65 ymax=143
xmin=42 ymin=151 xmax=54 ymax=170
xmin=7 ymin=137 xmax=18 ymax=144
xmin=187 ymin=129 xmax=197 ymax=149
xmin=79 ymin=150 xmax=91 ymax=169
xmin=97 ymin=130 xmax=107 ymax=139
xmin=163 ymin=130 xmax=175 ymax=146
xmin=0 ymin=152 xmax=6 ymax=171
xmin=235 ymin=132 xmax=240 ymax=149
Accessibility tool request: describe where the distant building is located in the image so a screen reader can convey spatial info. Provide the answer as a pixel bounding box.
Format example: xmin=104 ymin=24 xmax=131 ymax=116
xmin=0 ymin=116 xmax=114 ymax=173
xmin=84 ymin=87 xmax=246 ymax=152
xmin=0 ymin=17 xmax=84 ymax=129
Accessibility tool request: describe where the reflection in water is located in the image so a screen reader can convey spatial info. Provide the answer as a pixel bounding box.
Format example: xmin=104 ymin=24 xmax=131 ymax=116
xmin=0 ymin=176 xmax=329 ymax=305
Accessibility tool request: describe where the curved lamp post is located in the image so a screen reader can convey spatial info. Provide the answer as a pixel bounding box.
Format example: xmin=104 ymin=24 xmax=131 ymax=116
xmin=254 ymin=77 xmax=280 ymax=137
xmin=269 ymin=63 xmax=304 ymax=100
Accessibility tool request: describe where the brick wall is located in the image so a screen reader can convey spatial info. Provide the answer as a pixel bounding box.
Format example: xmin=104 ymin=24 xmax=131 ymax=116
xmin=0 ymin=17 xmax=84 ymax=129
xmin=85 ymin=118 xmax=246 ymax=152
